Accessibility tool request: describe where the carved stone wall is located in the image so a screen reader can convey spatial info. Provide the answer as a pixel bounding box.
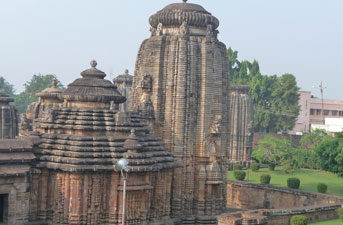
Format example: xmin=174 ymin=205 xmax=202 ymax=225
xmin=228 ymin=85 xmax=254 ymax=164
xmin=29 ymin=169 xmax=174 ymax=225
xmin=130 ymin=2 xmax=230 ymax=224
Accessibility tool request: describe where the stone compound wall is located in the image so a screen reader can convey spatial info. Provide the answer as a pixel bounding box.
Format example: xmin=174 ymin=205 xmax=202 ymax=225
xmin=219 ymin=204 xmax=341 ymax=225
xmin=227 ymin=180 xmax=343 ymax=209
xmin=219 ymin=180 xmax=343 ymax=225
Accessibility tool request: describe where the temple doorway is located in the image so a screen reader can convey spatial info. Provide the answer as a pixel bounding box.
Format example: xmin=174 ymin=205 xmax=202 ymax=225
xmin=0 ymin=194 xmax=8 ymax=223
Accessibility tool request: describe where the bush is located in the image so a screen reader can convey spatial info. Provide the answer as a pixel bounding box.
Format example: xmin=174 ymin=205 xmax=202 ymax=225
xmin=234 ymin=170 xmax=246 ymax=181
xmin=268 ymin=163 xmax=276 ymax=171
xmin=251 ymin=163 xmax=260 ymax=172
xmin=260 ymin=174 xmax=271 ymax=184
xmin=233 ymin=164 xmax=243 ymax=171
xmin=287 ymin=178 xmax=300 ymax=189
xmin=339 ymin=208 xmax=343 ymax=222
xmin=317 ymin=183 xmax=328 ymax=193
xmin=290 ymin=215 xmax=308 ymax=225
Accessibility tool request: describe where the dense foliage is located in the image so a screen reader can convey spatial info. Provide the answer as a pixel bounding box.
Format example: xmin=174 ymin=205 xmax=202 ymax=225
xmin=0 ymin=76 xmax=15 ymax=96
xmin=339 ymin=208 xmax=343 ymax=222
xmin=317 ymin=183 xmax=328 ymax=193
xmin=260 ymin=174 xmax=271 ymax=184
xmin=287 ymin=177 xmax=301 ymax=189
xmin=228 ymin=47 xmax=300 ymax=133
xmin=233 ymin=170 xmax=246 ymax=181
xmin=233 ymin=164 xmax=243 ymax=171
xmin=13 ymin=74 xmax=64 ymax=113
xmin=268 ymin=163 xmax=276 ymax=171
xmin=252 ymin=135 xmax=300 ymax=173
xmin=290 ymin=215 xmax=308 ymax=225
xmin=251 ymin=163 xmax=260 ymax=172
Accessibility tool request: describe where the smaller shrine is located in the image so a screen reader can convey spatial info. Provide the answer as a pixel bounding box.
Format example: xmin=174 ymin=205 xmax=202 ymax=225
xmin=113 ymin=69 xmax=133 ymax=112
xmin=228 ymin=85 xmax=254 ymax=166
xmin=26 ymin=60 xmax=181 ymax=225
xmin=0 ymin=90 xmax=35 ymax=225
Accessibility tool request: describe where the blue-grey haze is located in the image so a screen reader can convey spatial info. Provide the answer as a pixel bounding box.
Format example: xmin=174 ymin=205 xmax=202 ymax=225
xmin=0 ymin=0 xmax=342 ymax=99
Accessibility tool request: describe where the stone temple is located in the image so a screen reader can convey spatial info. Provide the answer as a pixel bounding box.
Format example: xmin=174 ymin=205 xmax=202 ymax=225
xmin=130 ymin=1 xmax=230 ymax=224
xmin=0 ymin=1 xmax=257 ymax=225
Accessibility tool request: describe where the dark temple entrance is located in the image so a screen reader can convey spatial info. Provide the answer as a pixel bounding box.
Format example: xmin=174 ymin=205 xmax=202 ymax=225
xmin=0 ymin=194 xmax=8 ymax=223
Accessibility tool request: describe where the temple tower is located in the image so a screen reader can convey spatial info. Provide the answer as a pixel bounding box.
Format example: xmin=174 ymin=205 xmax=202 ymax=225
xmin=228 ymin=85 xmax=254 ymax=166
xmin=113 ymin=69 xmax=133 ymax=112
xmin=130 ymin=1 xmax=230 ymax=224
xmin=0 ymin=90 xmax=18 ymax=138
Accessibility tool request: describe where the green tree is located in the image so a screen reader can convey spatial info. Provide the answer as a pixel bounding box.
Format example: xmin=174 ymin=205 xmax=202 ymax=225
xmin=13 ymin=74 xmax=64 ymax=113
xmin=0 ymin=76 xmax=15 ymax=96
xmin=228 ymin=48 xmax=300 ymax=133
xmin=300 ymin=129 xmax=330 ymax=151
xmin=252 ymin=135 xmax=300 ymax=173
xmin=315 ymin=133 xmax=343 ymax=175
xmin=269 ymin=74 xmax=300 ymax=132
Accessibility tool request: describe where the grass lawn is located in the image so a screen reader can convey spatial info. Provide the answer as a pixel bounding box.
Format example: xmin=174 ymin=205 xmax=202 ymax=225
xmin=309 ymin=219 xmax=342 ymax=224
xmin=228 ymin=167 xmax=343 ymax=196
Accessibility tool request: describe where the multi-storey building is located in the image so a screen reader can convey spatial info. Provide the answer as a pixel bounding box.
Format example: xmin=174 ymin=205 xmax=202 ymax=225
xmin=290 ymin=91 xmax=343 ymax=134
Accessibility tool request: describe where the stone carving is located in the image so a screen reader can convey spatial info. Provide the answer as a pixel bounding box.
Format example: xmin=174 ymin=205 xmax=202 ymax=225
xmin=179 ymin=21 xmax=189 ymax=36
xmin=156 ymin=23 xmax=163 ymax=36
xmin=136 ymin=74 xmax=154 ymax=119
xmin=210 ymin=115 xmax=224 ymax=135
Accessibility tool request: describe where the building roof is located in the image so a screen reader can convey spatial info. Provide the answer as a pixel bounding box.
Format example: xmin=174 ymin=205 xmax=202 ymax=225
xmin=113 ymin=69 xmax=133 ymax=84
xmin=0 ymin=137 xmax=35 ymax=177
xmin=36 ymin=80 xmax=63 ymax=99
xmin=0 ymin=89 xmax=14 ymax=103
xmin=61 ymin=60 xmax=126 ymax=104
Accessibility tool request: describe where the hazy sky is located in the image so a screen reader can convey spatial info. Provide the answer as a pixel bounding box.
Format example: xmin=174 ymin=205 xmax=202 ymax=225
xmin=0 ymin=0 xmax=342 ymax=99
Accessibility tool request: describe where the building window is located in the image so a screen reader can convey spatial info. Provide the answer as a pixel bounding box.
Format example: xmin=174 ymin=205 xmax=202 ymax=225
xmin=0 ymin=194 xmax=8 ymax=223
xmin=340 ymin=111 xmax=343 ymax=117
xmin=316 ymin=109 xmax=321 ymax=115
xmin=324 ymin=110 xmax=329 ymax=116
xmin=310 ymin=109 xmax=315 ymax=115
xmin=332 ymin=110 xmax=338 ymax=116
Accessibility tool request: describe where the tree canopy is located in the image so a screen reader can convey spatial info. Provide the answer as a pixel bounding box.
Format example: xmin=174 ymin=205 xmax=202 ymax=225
xmin=13 ymin=74 xmax=64 ymax=113
xmin=228 ymin=47 xmax=300 ymax=133
xmin=0 ymin=76 xmax=15 ymax=97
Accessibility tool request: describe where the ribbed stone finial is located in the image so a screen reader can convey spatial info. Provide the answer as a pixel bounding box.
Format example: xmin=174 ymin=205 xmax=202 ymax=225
xmin=90 ymin=60 xmax=97 ymax=68
xmin=183 ymin=0 xmax=187 ymax=2
xmin=125 ymin=69 xmax=129 ymax=74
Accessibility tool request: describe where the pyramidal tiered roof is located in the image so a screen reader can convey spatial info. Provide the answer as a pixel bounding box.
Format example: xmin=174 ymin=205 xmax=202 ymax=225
xmin=34 ymin=60 xmax=180 ymax=172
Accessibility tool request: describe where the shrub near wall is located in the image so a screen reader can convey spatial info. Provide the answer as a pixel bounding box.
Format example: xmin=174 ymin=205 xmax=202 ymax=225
xmin=290 ymin=215 xmax=307 ymax=225
xmin=260 ymin=174 xmax=271 ymax=184
xmin=234 ymin=171 xmax=246 ymax=181
xmin=287 ymin=178 xmax=301 ymax=189
xmin=317 ymin=183 xmax=328 ymax=193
